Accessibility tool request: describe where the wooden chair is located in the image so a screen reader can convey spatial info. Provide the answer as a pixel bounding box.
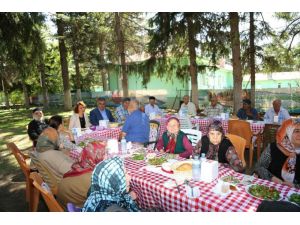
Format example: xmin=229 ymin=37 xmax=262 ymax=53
xmin=228 ymin=120 xmax=259 ymax=168
xmin=226 ymin=134 xmax=247 ymax=167
xmin=6 ymin=143 xmax=35 ymax=211
xmin=29 ymin=172 xmax=64 ymax=212
xmin=262 ymin=123 xmax=280 ymax=151
xmin=181 ymin=129 xmax=202 ymax=147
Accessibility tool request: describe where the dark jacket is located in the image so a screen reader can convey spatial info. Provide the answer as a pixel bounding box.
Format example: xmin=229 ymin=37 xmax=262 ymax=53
xmin=27 ymin=120 xmax=48 ymax=146
xmin=89 ymin=108 xmax=115 ymax=125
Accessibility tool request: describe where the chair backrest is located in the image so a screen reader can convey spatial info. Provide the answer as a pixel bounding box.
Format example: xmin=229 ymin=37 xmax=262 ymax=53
xmin=181 ymin=129 xmax=202 ymax=146
xmin=29 ymin=152 xmax=59 ymax=195
xmin=262 ymin=123 xmax=280 ymax=150
xmin=29 ymin=172 xmax=64 ymax=212
xmin=228 ymin=120 xmax=252 ymax=147
xmin=178 ymin=116 xmax=193 ymax=129
xmin=226 ymin=133 xmax=247 ymax=167
xmin=7 ymin=143 xmax=30 ymax=177
xmin=148 ymin=120 xmax=160 ymax=149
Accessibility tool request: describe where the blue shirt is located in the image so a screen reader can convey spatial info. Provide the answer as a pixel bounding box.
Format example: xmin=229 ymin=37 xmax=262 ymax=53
xmin=237 ymin=108 xmax=258 ymax=120
xmin=122 ymin=110 xmax=150 ymax=143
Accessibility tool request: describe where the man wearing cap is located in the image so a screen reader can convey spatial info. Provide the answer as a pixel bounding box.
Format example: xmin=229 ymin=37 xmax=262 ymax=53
xmin=27 ymin=108 xmax=48 ymax=147
xmin=237 ymin=99 xmax=259 ymax=120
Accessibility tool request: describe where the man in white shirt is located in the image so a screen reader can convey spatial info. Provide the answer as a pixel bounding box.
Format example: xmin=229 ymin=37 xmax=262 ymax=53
xmin=264 ymin=99 xmax=291 ymax=124
xmin=145 ymin=96 xmax=162 ymax=118
xmin=179 ymin=95 xmax=197 ymax=116
xmin=203 ymin=95 xmax=224 ymax=117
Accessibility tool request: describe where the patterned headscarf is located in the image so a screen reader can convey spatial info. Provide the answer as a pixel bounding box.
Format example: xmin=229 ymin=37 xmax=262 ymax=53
xmin=207 ymin=119 xmax=224 ymax=137
xmin=165 ymin=117 xmax=181 ymax=153
xmin=276 ymin=118 xmax=300 ymax=183
xmin=81 ymin=156 xmax=140 ymax=212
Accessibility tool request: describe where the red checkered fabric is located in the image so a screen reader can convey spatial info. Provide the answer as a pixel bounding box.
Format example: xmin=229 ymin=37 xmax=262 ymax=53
xmin=157 ymin=118 xmax=265 ymax=136
xmin=124 ymin=159 xmax=295 ymax=212
xmin=75 ymin=127 xmax=121 ymax=144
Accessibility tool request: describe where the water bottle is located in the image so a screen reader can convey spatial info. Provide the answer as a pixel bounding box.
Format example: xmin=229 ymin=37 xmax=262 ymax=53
xmin=201 ymin=153 xmax=206 ymax=162
xmin=121 ymin=137 xmax=127 ymax=155
xmin=192 ymin=156 xmax=201 ymax=181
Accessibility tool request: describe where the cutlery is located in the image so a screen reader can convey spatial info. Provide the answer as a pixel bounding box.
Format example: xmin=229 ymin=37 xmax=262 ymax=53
xmin=174 ymin=180 xmax=181 ymax=193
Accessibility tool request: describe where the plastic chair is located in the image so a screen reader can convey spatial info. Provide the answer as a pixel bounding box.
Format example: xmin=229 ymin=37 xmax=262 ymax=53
xmin=178 ymin=116 xmax=193 ymax=129
xmin=226 ymin=134 xmax=247 ymax=167
xmin=67 ymin=203 xmax=82 ymax=212
xmin=29 ymin=152 xmax=60 ymax=195
xmin=228 ymin=120 xmax=258 ymax=168
xmin=144 ymin=120 xmax=160 ymax=150
xmin=6 ymin=143 xmax=35 ymax=211
xmin=181 ymin=129 xmax=202 ymax=146
xmin=29 ymin=172 xmax=64 ymax=212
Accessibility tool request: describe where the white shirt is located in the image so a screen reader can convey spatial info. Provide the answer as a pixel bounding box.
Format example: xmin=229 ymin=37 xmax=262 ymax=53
xmin=264 ymin=107 xmax=290 ymax=124
xmin=69 ymin=113 xmax=91 ymax=130
xmin=179 ymin=102 xmax=197 ymax=116
xmin=145 ymin=104 xmax=162 ymax=116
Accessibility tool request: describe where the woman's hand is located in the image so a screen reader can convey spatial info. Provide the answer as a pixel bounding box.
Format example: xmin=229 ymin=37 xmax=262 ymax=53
xmin=271 ymin=176 xmax=283 ymax=184
xmin=129 ymin=190 xmax=137 ymax=200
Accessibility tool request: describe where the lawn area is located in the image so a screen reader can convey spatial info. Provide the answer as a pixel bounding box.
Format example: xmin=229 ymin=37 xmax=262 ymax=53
xmin=0 ymin=106 xmax=98 ymax=211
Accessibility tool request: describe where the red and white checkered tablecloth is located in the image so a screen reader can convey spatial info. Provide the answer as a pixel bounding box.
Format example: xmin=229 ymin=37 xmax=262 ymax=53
xmin=75 ymin=127 xmax=121 ymax=144
xmin=157 ymin=117 xmax=265 ymax=136
xmin=124 ymin=158 xmax=295 ymax=212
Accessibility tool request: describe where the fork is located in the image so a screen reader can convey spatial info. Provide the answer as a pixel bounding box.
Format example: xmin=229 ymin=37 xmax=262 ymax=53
xmin=174 ymin=180 xmax=181 ymax=194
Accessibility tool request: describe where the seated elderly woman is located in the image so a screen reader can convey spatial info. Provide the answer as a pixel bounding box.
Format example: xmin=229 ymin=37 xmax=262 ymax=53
xmin=156 ymin=117 xmax=193 ymax=159
xmin=254 ymin=119 xmax=300 ymax=188
xmin=35 ymin=115 xmax=107 ymax=207
xmin=194 ymin=120 xmax=244 ymax=172
xmin=82 ymin=156 xmax=140 ymax=212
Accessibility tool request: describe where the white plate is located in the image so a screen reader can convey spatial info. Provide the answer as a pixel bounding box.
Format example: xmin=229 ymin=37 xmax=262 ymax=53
xmin=285 ymin=190 xmax=300 ymax=206
xmin=161 ymin=162 xmax=173 ymax=173
xmin=245 ymin=184 xmax=283 ymax=201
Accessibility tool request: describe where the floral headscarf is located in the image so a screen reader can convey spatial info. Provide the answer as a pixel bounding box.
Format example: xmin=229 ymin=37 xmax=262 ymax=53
xmin=276 ymin=118 xmax=300 ymax=183
xmin=165 ymin=117 xmax=180 ymax=153
xmin=81 ymin=156 xmax=140 ymax=212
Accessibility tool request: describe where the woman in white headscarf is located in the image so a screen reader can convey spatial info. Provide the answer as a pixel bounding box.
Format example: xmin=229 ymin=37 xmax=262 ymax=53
xmin=254 ymin=118 xmax=300 ymax=188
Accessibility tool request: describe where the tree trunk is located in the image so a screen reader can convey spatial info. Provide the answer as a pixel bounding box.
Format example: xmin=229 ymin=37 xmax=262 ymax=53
xmin=40 ymin=62 xmax=49 ymax=109
xmin=99 ymin=36 xmax=108 ymax=91
xmin=229 ymin=12 xmax=243 ymax=114
xmin=72 ymin=47 xmax=82 ymax=101
xmin=1 ymin=76 xmax=9 ymax=108
xmin=114 ymin=12 xmax=128 ymax=97
xmin=56 ymin=13 xmax=72 ymax=110
xmin=249 ymin=12 xmax=256 ymax=107
xmin=186 ymin=14 xmax=199 ymax=110
xmin=22 ymin=81 xmax=30 ymax=109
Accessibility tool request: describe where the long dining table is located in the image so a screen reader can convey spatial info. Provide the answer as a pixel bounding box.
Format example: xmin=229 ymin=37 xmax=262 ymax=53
xmin=124 ymin=153 xmax=298 ymax=212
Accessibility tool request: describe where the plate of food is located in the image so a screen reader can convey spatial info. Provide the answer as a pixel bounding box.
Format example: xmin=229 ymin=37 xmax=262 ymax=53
xmin=221 ymin=175 xmax=240 ymax=184
xmin=285 ymin=190 xmax=300 ymax=206
xmin=147 ymin=156 xmax=167 ymax=166
xmin=131 ymin=153 xmax=145 ymax=161
xmin=170 ymin=161 xmax=193 ymax=173
xmin=245 ymin=184 xmax=283 ymax=201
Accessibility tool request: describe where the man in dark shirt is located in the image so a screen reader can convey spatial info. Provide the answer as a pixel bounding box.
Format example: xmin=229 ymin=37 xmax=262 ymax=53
xmin=27 ymin=108 xmax=48 ymax=147
xmin=237 ymin=99 xmax=259 ymax=120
